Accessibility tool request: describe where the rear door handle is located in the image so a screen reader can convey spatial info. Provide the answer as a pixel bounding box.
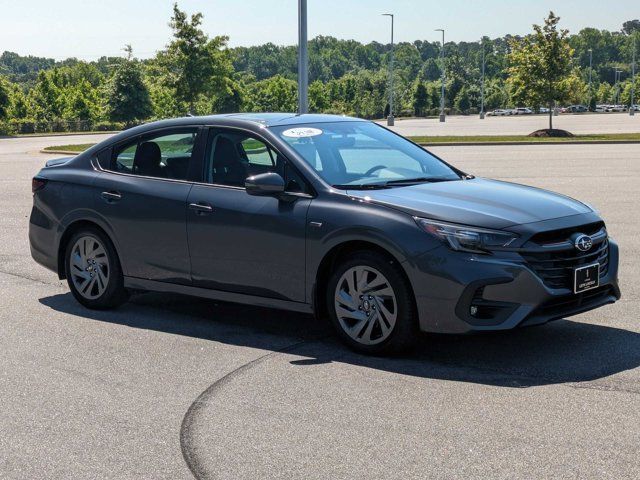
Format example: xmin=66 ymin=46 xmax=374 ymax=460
xmin=189 ymin=202 xmax=213 ymax=214
xmin=101 ymin=191 xmax=122 ymax=203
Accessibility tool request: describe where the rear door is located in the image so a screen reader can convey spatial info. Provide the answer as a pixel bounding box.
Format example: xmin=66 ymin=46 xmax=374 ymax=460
xmin=94 ymin=127 xmax=204 ymax=283
xmin=186 ymin=127 xmax=312 ymax=302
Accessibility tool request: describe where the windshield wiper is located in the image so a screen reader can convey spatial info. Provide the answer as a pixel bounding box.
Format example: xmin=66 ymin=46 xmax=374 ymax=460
xmin=331 ymin=183 xmax=391 ymax=190
xmin=383 ymin=177 xmax=459 ymax=186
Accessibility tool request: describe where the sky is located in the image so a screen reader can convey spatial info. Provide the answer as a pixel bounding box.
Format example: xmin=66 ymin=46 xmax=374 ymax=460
xmin=0 ymin=0 xmax=638 ymax=60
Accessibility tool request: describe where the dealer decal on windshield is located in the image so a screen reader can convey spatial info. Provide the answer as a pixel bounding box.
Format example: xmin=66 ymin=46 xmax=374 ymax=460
xmin=282 ymin=127 xmax=323 ymax=138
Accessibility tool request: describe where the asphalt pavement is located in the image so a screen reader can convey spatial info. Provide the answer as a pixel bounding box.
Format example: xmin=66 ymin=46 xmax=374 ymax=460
xmin=1 ymin=135 xmax=638 ymax=479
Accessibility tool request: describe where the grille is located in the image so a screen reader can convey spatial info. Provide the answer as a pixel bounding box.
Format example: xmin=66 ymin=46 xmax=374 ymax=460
xmin=520 ymin=227 xmax=609 ymax=290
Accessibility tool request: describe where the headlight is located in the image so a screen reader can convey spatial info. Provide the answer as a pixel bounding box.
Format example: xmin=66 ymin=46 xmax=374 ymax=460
xmin=415 ymin=217 xmax=518 ymax=253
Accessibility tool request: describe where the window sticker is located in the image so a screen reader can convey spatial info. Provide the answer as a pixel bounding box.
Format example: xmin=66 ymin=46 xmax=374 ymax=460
xmin=282 ymin=127 xmax=323 ymax=138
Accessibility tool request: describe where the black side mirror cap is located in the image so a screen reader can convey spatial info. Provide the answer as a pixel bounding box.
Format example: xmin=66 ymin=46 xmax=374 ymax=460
xmin=245 ymin=172 xmax=285 ymax=196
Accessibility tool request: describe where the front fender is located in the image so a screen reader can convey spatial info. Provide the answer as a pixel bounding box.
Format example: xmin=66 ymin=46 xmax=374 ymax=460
xmin=305 ymin=194 xmax=441 ymax=304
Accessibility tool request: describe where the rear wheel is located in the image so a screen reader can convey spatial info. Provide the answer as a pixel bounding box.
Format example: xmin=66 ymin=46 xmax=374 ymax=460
xmin=64 ymin=228 xmax=128 ymax=309
xmin=326 ymin=251 xmax=417 ymax=355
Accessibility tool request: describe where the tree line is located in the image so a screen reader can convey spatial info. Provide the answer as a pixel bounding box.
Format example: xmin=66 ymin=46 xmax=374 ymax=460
xmin=0 ymin=5 xmax=639 ymax=134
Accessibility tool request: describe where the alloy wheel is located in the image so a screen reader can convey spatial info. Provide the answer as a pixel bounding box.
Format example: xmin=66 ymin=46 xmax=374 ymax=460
xmin=69 ymin=235 xmax=110 ymax=300
xmin=334 ymin=266 xmax=398 ymax=345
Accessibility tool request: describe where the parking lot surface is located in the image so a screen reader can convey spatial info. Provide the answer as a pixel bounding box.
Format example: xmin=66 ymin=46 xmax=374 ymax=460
xmin=381 ymin=112 xmax=640 ymax=136
xmin=1 ymin=135 xmax=638 ymax=479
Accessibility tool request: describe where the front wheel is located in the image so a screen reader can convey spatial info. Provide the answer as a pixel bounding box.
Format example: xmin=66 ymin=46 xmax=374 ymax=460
xmin=64 ymin=228 xmax=129 ymax=309
xmin=326 ymin=251 xmax=417 ymax=355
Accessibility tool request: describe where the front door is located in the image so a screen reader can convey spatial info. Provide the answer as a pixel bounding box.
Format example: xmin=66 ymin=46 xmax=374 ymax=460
xmin=186 ymin=128 xmax=312 ymax=302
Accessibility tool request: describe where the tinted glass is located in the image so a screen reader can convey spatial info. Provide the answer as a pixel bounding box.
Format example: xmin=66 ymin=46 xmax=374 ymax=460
xmin=272 ymin=122 xmax=460 ymax=188
xmin=207 ymin=130 xmax=309 ymax=193
xmin=110 ymin=130 xmax=197 ymax=180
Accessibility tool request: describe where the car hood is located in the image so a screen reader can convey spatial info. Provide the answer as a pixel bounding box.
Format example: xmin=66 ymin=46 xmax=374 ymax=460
xmin=347 ymin=178 xmax=591 ymax=229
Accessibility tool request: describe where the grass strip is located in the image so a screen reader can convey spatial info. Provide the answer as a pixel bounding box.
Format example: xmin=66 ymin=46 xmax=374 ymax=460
xmin=43 ymin=132 xmax=640 ymax=154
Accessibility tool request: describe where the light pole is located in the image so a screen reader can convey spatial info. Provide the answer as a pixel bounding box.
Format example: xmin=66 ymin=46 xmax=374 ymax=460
xmin=436 ymin=29 xmax=446 ymax=122
xmin=588 ymin=48 xmax=593 ymax=111
xmin=479 ymin=42 xmax=486 ymax=119
xmin=382 ymin=13 xmax=395 ymax=126
xmin=297 ymin=0 xmax=309 ymax=114
xmin=631 ymin=40 xmax=636 ymax=116
xmin=615 ymin=69 xmax=622 ymax=106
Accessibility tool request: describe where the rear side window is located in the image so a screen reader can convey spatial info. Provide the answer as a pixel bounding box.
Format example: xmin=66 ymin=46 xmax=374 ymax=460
xmin=107 ymin=129 xmax=198 ymax=181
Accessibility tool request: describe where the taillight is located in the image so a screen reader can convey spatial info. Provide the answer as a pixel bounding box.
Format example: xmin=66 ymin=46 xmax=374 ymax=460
xmin=32 ymin=177 xmax=47 ymax=193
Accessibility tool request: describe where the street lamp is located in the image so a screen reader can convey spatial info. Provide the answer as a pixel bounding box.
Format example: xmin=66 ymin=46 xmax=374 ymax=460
xmin=615 ymin=69 xmax=622 ymax=105
xmin=382 ymin=13 xmax=395 ymax=126
xmin=588 ymin=48 xmax=593 ymax=111
xmin=297 ymin=0 xmax=309 ymax=114
xmin=435 ymin=29 xmax=446 ymax=122
xmin=631 ymin=41 xmax=636 ymax=116
xmin=479 ymin=41 xmax=486 ymax=119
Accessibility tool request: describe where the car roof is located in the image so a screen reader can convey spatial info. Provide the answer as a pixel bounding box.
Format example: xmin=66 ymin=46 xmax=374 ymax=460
xmin=130 ymin=113 xmax=361 ymax=131
xmin=96 ymin=112 xmax=368 ymax=151
xmin=82 ymin=113 xmax=367 ymax=157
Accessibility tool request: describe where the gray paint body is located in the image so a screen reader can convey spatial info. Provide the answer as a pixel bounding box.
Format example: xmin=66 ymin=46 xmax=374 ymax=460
xmin=29 ymin=113 xmax=621 ymax=333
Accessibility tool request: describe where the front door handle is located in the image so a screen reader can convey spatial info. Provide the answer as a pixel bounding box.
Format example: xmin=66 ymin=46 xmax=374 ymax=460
xmin=189 ymin=202 xmax=213 ymax=214
xmin=101 ymin=191 xmax=122 ymax=203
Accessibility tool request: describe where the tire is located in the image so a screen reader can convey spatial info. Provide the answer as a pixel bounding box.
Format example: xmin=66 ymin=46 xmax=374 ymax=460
xmin=64 ymin=227 xmax=129 ymax=309
xmin=326 ymin=251 xmax=417 ymax=356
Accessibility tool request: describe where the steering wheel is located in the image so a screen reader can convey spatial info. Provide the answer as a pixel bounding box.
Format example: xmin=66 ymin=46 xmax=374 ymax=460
xmin=363 ymin=165 xmax=387 ymax=177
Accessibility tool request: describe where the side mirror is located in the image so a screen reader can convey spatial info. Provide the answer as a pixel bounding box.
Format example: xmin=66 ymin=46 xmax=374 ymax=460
xmin=245 ymin=172 xmax=285 ymax=196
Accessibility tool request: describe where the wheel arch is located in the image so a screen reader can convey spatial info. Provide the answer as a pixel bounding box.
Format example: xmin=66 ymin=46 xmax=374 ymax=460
xmin=312 ymin=240 xmax=417 ymax=322
xmin=57 ymin=220 xmax=119 ymax=280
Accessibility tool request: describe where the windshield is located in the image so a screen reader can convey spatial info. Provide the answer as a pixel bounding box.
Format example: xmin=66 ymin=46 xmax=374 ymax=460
xmin=271 ymin=121 xmax=461 ymax=188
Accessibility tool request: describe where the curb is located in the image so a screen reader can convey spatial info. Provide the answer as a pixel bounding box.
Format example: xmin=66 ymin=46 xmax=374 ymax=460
xmin=417 ymin=140 xmax=640 ymax=147
xmin=40 ymin=150 xmax=83 ymax=155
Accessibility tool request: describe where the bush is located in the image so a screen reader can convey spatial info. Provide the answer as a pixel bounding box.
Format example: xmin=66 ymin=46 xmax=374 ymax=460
xmin=8 ymin=119 xmax=36 ymax=134
xmin=93 ymin=121 xmax=124 ymax=131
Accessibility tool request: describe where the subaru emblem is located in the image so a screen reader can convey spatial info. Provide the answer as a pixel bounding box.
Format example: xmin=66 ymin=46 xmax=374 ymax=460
xmin=574 ymin=234 xmax=593 ymax=252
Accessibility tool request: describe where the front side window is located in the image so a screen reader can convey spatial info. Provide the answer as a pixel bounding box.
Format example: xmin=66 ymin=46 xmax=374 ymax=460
xmin=272 ymin=121 xmax=461 ymax=188
xmin=110 ymin=129 xmax=198 ymax=180
xmin=206 ymin=130 xmax=309 ymax=193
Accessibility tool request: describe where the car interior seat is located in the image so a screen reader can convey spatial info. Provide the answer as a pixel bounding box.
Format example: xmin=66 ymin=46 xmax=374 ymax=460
xmin=212 ymin=137 xmax=248 ymax=186
xmin=133 ymin=142 xmax=165 ymax=178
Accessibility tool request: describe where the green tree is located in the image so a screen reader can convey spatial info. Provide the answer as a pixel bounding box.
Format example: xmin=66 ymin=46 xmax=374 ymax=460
xmin=412 ymin=82 xmax=429 ymax=116
xmin=62 ymin=79 xmax=101 ymax=123
xmin=245 ymin=75 xmax=297 ymax=112
xmin=309 ymin=80 xmax=329 ymax=112
xmin=157 ymin=3 xmax=233 ymax=114
xmin=27 ymin=70 xmax=62 ymax=122
xmin=596 ymin=82 xmax=613 ymax=103
xmin=106 ymin=50 xmax=152 ymax=124
xmin=212 ymin=77 xmax=244 ymax=113
xmin=7 ymin=83 xmax=28 ymax=120
xmin=622 ymin=20 xmax=640 ymax=35
xmin=454 ymin=88 xmax=471 ymax=114
xmin=0 ymin=76 xmax=10 ymax=119
xmin=507 ymin=12 xmax=575 ymax=130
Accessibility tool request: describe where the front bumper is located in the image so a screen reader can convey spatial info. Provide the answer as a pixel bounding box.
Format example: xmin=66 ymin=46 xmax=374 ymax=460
xmin=404 ymin=240 xmax=621 ymax=334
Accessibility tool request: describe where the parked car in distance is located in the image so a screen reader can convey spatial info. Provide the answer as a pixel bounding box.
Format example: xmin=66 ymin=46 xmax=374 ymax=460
xmin=595 ymin=105 xmax=607 ymax=113
xmin=539 ymin=107 xmax=550 ymax=114
xmin=567 ymin=105 xmax=588 ymax=113
xmin=29 ymin=113 xmax=621 ymax=355
xmin=514 ymin=107 xmax=533 ymax=115
xmin=487 ymin=109 xmax=511 ymax=116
